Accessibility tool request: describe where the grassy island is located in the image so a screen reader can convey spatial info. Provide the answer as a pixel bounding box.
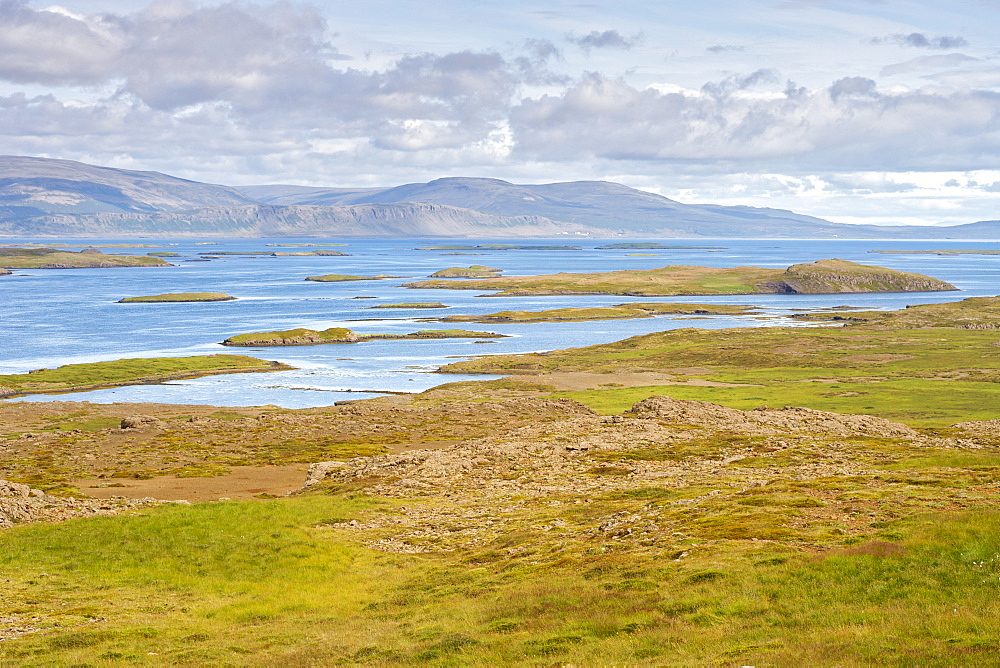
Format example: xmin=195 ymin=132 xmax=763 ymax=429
xmin=0 ymin=355 xmax=290 ymax=398
xmin=871 ymin=248 xmax=1000 ymax=256
xmin=117 ymin=292 xmax=236 ymax=303
xmin=404 ymin=258 xmax=957 ymax=296
xmin=434 ymin=302 xmax=757 ymax=323
xmin=0 ymin=247 xmax=171 ymax=269
xmin=596 ymin=242 xmax=726 ymax=250
xmin=429 ymin=265 xmax=502 ymax=278
xmin=222 ymin=327 xmax=504 ymax=346
xmin=271 ymin=250 xmax=350 ymax=256
xmin=305 ymin=274 xmax=399 ymax=282
xmin=416 ymin=244 xmax=581 ymax=251
xmin=365 ymin=302 xmax=449 ymax=309
xmin=223 ymin=328 xmax=359 ymax=346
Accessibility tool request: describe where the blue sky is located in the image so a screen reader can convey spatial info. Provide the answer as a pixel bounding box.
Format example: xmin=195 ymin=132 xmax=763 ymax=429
xmin=1 ymin=0 xmax=999 ymax=225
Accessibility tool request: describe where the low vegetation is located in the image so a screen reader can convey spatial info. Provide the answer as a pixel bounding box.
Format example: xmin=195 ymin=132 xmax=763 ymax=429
xmin=415 ymin=244 xmax=581 ymax=251
xmin=0 ymin=355 xmax=291 ymax=398
xmin=305 ymin=274 xmax=399 ymax=282
xmin=429 ymin=265 xmax=503 ymax=278
xmin=222 ymin=327 xmax=504 ymax=346
xmin=404 ymin=258 xmax=957 ymax=296
xmin=0 ymin=247 xmax=171 ymax=269
xmin=117 ymin=293 xmax=235 ymax=303
xmin=434 ymin=302 xmax=757 ymax=323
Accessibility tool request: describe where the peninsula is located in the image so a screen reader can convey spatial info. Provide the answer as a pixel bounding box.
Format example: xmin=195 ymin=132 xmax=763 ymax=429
xmin=403 ymin=259 xmax=957 ymax=296
xmin=0 ymin=355 xmax=291 ymax=398
xmin=305 ymin=274 xmax=400 ymax=282
xmin=431 ymin=302 xmax=757 ymax=323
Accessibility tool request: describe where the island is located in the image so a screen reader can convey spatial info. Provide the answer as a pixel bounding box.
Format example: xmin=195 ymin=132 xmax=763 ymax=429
xmin=415 ymin=244 xmax=581 ymax=251
xmin=595 ymin=243 xmax=726 ymax=250
xmin=429 ymin=302 xmax=758 ymax=323
xmin=221 ymin=327 xmax=505 ymax=346
xmin=0 ymin=355 xmax=291 ymax=398
xmin=0 ymin=247 xmax=172 ymax=269
xmin=117 ymin=293 xmax=236 ymax=303
xmin=870 ymin=249 xmax=1000 ymax=256
xmin=403 ymin=259 xmax=957 ymax=296
xmin=429 ymin=265 xmax=502 ymax=278
xmin=270 ymin=250 xmax=350 ymax=256
xmin=0 ymin=268 xmax=10 ymax=276
xmin=365 ymin=302 xmax=449 ymax=309
xmin=305 ymin=274 xmax=400 ymax=282
xmin=147 ymin=251 xmax=180 ymax=257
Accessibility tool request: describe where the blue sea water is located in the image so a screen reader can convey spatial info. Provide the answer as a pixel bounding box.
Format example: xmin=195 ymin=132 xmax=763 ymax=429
xmin=2 ymin=237 xmax=998 ymax=408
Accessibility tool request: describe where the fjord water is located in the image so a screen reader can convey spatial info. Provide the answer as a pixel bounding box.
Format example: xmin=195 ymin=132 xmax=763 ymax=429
xmin=2 ymin=237 xmax=999 ymax=408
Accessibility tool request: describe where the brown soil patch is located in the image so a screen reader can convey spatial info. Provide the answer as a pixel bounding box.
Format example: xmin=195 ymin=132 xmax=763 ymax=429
xmin=75 ymin=465 xmax=309 ymax=502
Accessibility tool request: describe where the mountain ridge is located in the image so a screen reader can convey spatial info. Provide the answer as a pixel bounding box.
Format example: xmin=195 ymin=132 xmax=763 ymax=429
xmin=1 ymin=155 xmax=998 ymax=238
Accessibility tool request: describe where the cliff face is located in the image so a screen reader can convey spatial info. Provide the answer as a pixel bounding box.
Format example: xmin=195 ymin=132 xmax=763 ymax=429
xmin=0 ymin=202 xmax=591 ymax=238
xmin=757 ymin=259 xmax=958 ymax=294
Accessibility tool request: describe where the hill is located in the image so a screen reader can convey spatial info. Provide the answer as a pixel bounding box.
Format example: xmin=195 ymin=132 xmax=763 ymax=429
xmin=0 ymin=155 xmax=255 ymax=220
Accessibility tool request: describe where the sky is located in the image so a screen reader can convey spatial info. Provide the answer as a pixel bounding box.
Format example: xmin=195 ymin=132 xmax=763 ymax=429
xmin=1 ymin=0 xmax=1000 ymax=226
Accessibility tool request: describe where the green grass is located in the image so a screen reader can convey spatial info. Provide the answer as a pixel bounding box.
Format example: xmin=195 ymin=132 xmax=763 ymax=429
xmin=304 ymin=274 xmax=395 ymax=282
xmin=2 ymin=493 xmax=1000 ymax=664
xmin=0 ymin=247 xmax=171 ymax=268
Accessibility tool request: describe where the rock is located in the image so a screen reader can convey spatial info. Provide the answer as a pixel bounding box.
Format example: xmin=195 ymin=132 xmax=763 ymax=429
xmin=120 ymin=415 xmax=163 ymax=429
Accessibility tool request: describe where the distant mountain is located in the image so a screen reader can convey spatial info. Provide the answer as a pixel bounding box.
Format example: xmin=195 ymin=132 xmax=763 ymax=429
xmin=0 ymin=202 xmax=589 ymax=238
xmin=238 ymin=177 xmax=840 ymax=237
xmin=0 ymin=156 xmax=255 ymax=221
xmin=1 ymin=155 xmax=998 ymax=238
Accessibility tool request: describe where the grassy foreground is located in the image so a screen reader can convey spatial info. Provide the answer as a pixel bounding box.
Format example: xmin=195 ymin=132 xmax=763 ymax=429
xmin=1 ymin=477 xmax=999 ymax=663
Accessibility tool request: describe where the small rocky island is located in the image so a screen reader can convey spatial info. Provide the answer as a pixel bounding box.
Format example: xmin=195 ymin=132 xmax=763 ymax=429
xmin=1 ymin=247 xmax=172 ymax=269
xmin=365 ymin=302 xmax=449 ymax=309
xmin=429 ymin=265 xmax=502 ymax=278
xmin=403 ymin=259 xmax=958 ymax=296
xmin=118 ymin=293 xmax=236 ymax=303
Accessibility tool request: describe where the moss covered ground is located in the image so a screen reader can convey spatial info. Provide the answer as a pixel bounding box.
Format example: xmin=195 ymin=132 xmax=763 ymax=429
xmin=0 ymin=247 xmax=170 ymax=269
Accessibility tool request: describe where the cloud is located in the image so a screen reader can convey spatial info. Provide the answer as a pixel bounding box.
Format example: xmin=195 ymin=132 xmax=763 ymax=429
xmin=0 ymin=0 xmax=122 ymax=85
xmin=880 ymin=54 xmax=978 ymax=77
xmin=508 ymin=73 xmax=1000 ymax=173
xmin=706 ymin=44 xmax=745 ymax=53
xmin=566 ymin=30 xmax=642 ymax=52
xmin=868 ymin=33 xmax=969 ymax=49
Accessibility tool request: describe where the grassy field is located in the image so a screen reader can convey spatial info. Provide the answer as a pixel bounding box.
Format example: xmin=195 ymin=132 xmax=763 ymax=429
xmin=404 ymin=259 xmax=957 ymax=296
xmin=441 ymin=296 xmax=1000 ymax=427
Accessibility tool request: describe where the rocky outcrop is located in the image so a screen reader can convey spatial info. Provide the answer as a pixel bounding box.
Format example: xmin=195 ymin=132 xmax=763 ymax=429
xmin=626 ymin=395 xmax=917 ymax=437
xmin=0 ymin=478 xmax=158 ymax=528
xmin=222 ymin=327 xmax=359 ymax=346
xmin=120 ymin=415 xmax=164 ymax=429
xmin=757 ymin=259 xmax=957 ymax=294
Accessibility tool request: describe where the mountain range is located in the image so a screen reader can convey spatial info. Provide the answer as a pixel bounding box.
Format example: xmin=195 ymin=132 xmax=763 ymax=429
xmin=1 ymin=155 xmax=998 ymax=239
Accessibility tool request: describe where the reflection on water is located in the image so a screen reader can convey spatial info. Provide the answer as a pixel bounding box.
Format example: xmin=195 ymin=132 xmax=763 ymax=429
xmin=3 ymin=237 xmax=998 ymax=407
